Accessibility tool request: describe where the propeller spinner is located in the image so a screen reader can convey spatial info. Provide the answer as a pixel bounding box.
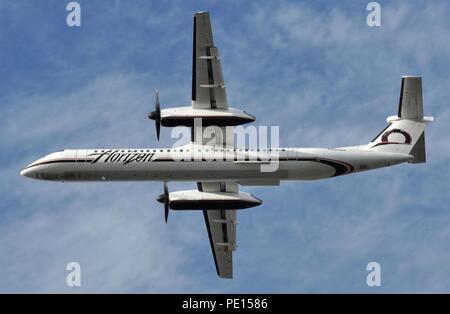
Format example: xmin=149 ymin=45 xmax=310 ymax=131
xmin=148 ymin=90 xmax=161 ymax=140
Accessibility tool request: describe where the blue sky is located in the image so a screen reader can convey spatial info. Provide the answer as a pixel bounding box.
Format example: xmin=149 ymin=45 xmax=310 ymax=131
xmin=1 ymin=0 xmax=450 ymax=292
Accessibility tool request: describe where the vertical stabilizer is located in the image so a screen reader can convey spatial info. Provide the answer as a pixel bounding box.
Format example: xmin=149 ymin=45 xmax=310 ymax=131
xmin=369 ymin=76 xmax=433 ymax=163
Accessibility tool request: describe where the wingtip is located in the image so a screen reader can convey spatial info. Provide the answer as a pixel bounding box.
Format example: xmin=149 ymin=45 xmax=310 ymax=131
xmin=194 ymin=11 xmax=209 ymax=16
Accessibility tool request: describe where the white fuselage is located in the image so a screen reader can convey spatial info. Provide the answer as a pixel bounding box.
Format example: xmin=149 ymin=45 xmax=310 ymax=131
xmin=20 ymin=146 xmax=412 ymax=182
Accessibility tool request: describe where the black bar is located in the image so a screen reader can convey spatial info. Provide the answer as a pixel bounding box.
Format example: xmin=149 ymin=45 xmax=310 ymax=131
xmin=0 ymin=294 xmax=447 ymax=312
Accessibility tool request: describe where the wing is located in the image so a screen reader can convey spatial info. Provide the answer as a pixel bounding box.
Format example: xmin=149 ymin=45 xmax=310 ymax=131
xmin=192 ymin=11 xmax=228 ymax=110
xmin=191 ymin=12 xmax=233 ymax=147
xmin=198 ymin=181 xmax=238 ymax=279
xmin=193 ymin=12 xmax=239 ymax=278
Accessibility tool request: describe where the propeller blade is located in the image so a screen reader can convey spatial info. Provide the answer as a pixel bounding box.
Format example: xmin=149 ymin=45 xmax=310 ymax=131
xmin=164 ymin=203 xmax=169 ymax=223
xmin=155 ymin=90 xmax=161 ymax=141
xmin=155 ymin=90 xmax=160 ymax=111
xmin=155 ymin=182 xmax=170 ymax=223
xmin=148 ymin=90 xmax=161 ymax=141
xmin=156 ymin=121 xmax=161 ymax=141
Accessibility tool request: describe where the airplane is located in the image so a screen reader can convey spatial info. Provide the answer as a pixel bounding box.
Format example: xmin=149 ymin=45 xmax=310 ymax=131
xmin=21 ymin=11 xmax=433 ymax=279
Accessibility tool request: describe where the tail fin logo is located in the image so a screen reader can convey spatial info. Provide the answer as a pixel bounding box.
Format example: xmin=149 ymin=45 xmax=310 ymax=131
xmin=372 ymin=128 xmax=412 ymax=148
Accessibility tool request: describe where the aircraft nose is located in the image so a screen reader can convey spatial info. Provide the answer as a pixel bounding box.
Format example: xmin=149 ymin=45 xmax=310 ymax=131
xmin=20 ymin=167 xmax=36 ymax=178
xmin=20 ymin=168 xmax=31 ymax=177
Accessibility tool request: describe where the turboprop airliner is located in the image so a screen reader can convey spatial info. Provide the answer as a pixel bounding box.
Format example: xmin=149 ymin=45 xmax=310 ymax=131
xmin=21 ymin=11 xmax=433 ymax=278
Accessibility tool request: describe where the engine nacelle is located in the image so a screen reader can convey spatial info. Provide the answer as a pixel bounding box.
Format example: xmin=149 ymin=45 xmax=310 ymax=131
xmin=167 ymin=190 xmax=262 ymax=210
xmin=160 ymin=106 xmax=255 ymax=127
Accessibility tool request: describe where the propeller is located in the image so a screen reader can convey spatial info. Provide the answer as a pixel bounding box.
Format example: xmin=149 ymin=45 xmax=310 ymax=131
xmin=156 ymin=182 xmax=169 ymax=223
xmin=148 ymin=90 xmax=161 ymax=140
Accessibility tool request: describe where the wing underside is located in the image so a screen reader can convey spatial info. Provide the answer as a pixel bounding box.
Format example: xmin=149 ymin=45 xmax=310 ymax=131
xmin=198 ymin=182 xmax=238 ymax=279
xmin=192 ymin=11 xmax=228 ymax=110
xmin=192 ymin=12 xmax=239 ymax=278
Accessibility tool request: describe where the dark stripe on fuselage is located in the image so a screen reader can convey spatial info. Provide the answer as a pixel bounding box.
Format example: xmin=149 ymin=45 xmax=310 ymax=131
xmin=24 ymin=159 xmax=94 ymax=170
xmin=25 ymin=156 xmax=354 ymax=177
xmin=298 ymin=157 xmax=353 ymax=177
